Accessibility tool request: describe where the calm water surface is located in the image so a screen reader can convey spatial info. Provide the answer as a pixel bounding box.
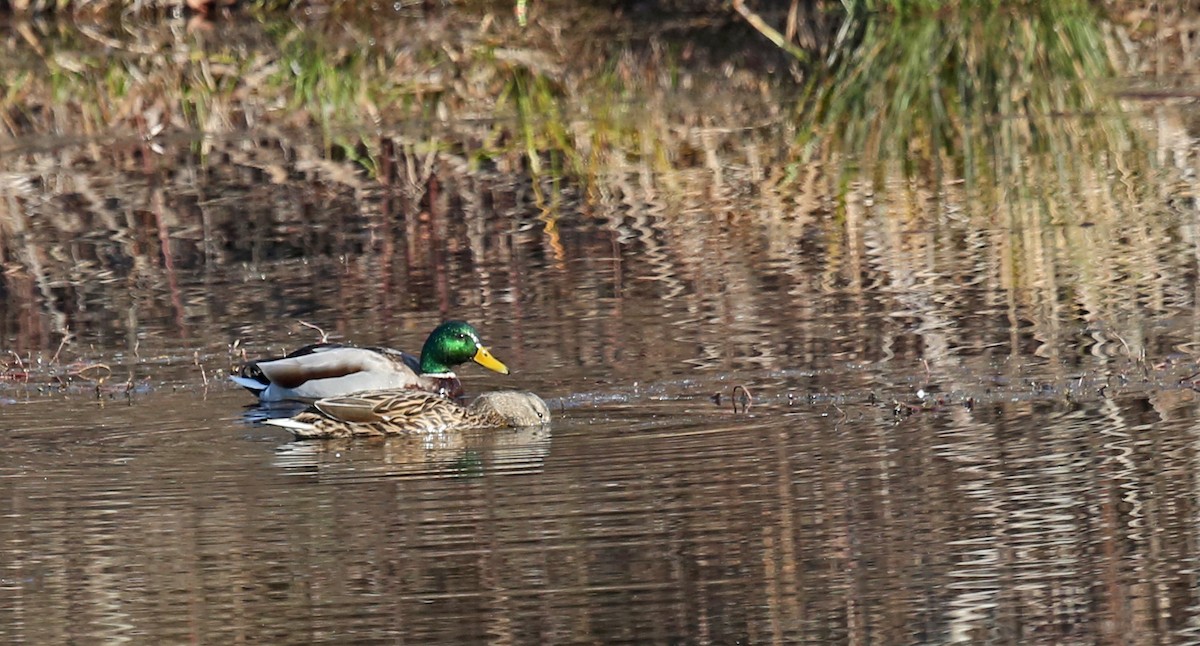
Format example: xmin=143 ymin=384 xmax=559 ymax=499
xmin=5 ymin=378 xmax=1199 ymax=643
xmin=5 ymin=12 xmax=1200 ymax=646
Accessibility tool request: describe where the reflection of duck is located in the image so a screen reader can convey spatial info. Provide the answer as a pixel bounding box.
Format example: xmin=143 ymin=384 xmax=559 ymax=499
xmin=265 ymin=390 xmax=550 ymax=440
xmin=230 ymin=321 xmax=509 ymax=402
xmin=271 ymin=424 xmax=553 ymax=478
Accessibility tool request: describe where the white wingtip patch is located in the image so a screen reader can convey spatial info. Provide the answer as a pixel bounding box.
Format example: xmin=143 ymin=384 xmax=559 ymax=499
xmin=263 ymin=418 xmax=317 ymax=432
xmin=230 ymin=375 xmax=268 ymax=392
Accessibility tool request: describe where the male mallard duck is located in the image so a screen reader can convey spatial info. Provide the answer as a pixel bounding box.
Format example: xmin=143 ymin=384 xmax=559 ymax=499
xmin=264 ymin=390 xmax=550 ymax=440
xmin=230 ymin=320 xmax=509 ymax=402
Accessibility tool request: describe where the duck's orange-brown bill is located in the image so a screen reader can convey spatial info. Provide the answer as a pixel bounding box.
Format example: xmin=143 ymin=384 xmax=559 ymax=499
xmin=472 ymin=346 xmax=509 ymax=375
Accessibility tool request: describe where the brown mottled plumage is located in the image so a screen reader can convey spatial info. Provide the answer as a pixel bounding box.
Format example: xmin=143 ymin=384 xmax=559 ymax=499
xmin=265 ymin=390 xmax=551 ymax=440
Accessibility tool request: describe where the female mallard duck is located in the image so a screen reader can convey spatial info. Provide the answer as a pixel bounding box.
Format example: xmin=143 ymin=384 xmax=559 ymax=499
xmin=265 ymin=390 xmax=550 ymax=440
xmin=230 ymin=320 xmax=509 ymax=402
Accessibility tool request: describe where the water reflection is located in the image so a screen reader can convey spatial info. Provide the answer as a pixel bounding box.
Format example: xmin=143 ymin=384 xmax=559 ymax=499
xmin=272 ymin=425 xmax=553 ymax=481
xmin=4 ymin=138 xmax=1200 ymax=643
xmin=7 ymin=389 xmax=1200 ymax=643
xmin=4 ymin=3 xmax=1200 ymax=644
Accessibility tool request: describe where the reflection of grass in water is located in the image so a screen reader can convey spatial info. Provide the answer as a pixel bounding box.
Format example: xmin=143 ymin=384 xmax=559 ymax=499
xmin=498 ymin=67 xmax=579 ymax=194
xmin=0 ymin=5 xmax=1189 ymax=375
xmin=0 ymin=8 xmax=1192 ymax=393
xmin=787 ymin=2 xmax=1184 ymax=366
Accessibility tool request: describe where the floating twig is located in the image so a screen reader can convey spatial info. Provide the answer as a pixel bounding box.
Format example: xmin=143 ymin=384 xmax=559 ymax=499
xmin=298 ymin=320 xmax=330 ymax=343
xmin=196 ymin=350 xmax=209 ymax=387
xmin=732 ymin=384 xmax=753 ymax=414
xmin=892 ymin=395 xmax=948 ymax=416
xmin=49 ymin=331 xmax=71 ymax=366
xmin=831 ymin=402 xmax=846 ymax=420
xmin=194 ymin=350 xmax=209 ymax=386
xmin=71 ymin=363 xmax=112 ymax=382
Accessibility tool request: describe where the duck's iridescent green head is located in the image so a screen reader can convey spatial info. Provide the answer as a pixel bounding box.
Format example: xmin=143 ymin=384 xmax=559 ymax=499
xmin=419 ymin=320 xmax=510 ymax=376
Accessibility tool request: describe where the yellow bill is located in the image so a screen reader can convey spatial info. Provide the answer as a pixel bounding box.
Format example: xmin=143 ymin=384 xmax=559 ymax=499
xmin=472 ymin=346 xmax=510 ymax=375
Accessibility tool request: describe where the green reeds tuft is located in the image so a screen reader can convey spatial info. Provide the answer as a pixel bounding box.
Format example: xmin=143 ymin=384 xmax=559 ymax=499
xmin=795 ymin=2 xmax=1141 ymax=200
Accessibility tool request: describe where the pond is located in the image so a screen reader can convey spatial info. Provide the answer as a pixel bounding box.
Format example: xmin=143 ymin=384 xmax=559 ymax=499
xmin=3 ymin=2 xmax=1200 ymax=644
